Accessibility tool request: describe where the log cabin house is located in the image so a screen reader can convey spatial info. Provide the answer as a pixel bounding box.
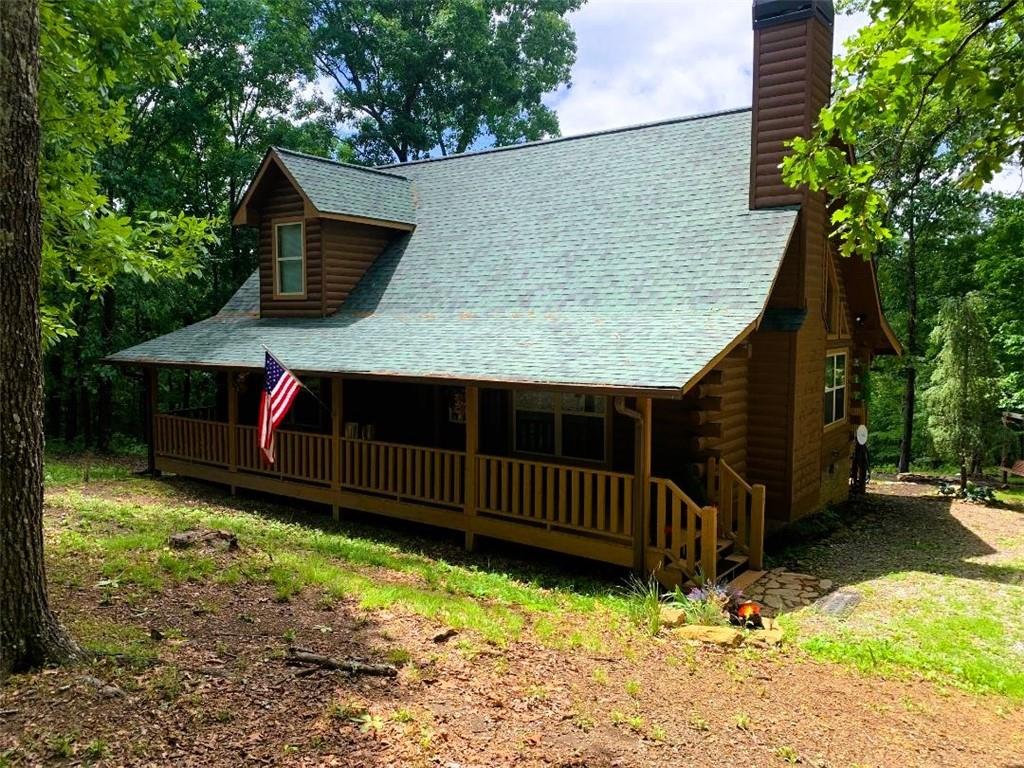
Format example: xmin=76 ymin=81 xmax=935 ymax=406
xmin=110 ymin=0 xmax=899 ymax=586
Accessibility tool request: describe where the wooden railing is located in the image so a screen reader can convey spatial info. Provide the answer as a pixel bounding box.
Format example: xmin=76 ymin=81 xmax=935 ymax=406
xmin=166 ymin=405 xmax=218 ymax=421
xmin=707 ymin=457 xmax=765 ymax=570
xmin=341 ymin=438 xmax=465 ymax=509
xmin=236 ymin=425 xmax=333 ymax=485
xmin=649 ymin=477 xmax=718 ymax=582
xmin=475 ymin=455 xmax=633 ymax=541
xmin=154 ymin=414 xmax=229 ymax=466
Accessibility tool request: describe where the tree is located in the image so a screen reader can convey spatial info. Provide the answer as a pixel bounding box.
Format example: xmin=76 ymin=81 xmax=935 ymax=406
xmin=309 ymin=0 xmax=583 ymax=163
xmin=925 ymin=294 xmax=1004 ymax=489
xmin=783 ymin=0 xmax=1024 ymax=259
xmin=973 ymin=196 xmax=1024 ymax=409
xmin=1 ymin=0 xmax=80 ymax=674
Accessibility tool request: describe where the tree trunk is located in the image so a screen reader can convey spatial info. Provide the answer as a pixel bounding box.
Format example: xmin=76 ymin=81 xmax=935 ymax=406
xmin=0 ymin=0 xmax=79 ymax=674
xmin=897 ymin=211 xmax=918 ymax=474
xmin=960 ymin=462 xmax=968 ymax=492
xmin=96 ymin=287 xmax=116 ymax=451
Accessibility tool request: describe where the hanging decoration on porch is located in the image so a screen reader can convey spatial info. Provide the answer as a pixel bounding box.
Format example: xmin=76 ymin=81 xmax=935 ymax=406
xmin=258 ymin=349 xmax=302 ymax=464
xmin=448 ymin=389 xmax=466 ymax=424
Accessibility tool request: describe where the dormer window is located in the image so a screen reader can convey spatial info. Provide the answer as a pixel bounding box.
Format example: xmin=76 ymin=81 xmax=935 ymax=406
xmin=274 ymin=220 xmax=305 ymax=297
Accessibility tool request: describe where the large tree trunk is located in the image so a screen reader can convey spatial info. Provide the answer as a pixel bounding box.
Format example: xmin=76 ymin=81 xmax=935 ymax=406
xmin=897 ymin=212 xmax=917 ymax=474
xmin=1 ymin=0 xmax=79 ymax=674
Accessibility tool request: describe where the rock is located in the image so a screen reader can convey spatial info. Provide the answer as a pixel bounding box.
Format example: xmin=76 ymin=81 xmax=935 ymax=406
xmin=818 ymin=579 xmax=833 ymax=591
xmin=673 ymin=625 xmax=743 ymax=646
xmin=659 ymin=606 xmax=688 ymax=627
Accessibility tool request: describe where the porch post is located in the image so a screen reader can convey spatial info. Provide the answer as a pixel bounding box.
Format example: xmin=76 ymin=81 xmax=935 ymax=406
xmin=144 ymin=367 xmax=159 ymax=477
xmin=464 ymin=385 xmax=479 ymax=552
xmin=331 ymin=377 xmax=343 ymax=521
xmin=227 ymin=371 xmax=238 ymax=493
xmin=634 ymin=396 xmax=652 ymax=572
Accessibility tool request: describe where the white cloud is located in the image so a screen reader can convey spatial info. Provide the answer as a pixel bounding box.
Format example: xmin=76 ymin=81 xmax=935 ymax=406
xmin=986 ymin=163 xmax=1024 ymax=196
xmin=548 ymin=0 xmax=867 ymax=136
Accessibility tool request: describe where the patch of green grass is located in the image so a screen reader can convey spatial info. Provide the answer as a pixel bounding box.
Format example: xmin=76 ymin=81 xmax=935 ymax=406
xmin=69 ymin=617 xmax=156 ymax=667
xmin=83 ymin=739 xmax=108 ymax=761
xmin=621 ymin=573 xmax=663 ymax=635
xmin=775 ymin=745 xmax=800 ymax=763
xmin=46 ymin=733 xmax=76 ymax=759
xmin=42 ymin=466 xmax=658 ymax=647
xmin=384 ymin=647 xmax=412 ymax=667
xmin=794 ymin=575 xmax=1024 ymax=699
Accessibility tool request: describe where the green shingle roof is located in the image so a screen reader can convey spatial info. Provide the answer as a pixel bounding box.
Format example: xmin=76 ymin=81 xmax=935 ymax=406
xmin=111 ymin=108 xmax=798 ymax=393
xmin=273 ymin=147 xmax=416 ymax=226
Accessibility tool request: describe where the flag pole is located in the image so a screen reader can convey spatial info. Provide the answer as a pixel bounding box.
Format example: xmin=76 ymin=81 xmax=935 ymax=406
xmin=260 ymin=343 xmax=333 ymax=416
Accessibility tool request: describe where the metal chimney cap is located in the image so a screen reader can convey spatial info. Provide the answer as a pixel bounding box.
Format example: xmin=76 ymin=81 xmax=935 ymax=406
xmin=752 ymin=0 xmax=835 ymax=29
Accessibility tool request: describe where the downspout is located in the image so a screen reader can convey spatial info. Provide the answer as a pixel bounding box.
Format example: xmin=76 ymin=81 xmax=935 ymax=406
xmin=614 ymin=397 xmax=646 ymax=573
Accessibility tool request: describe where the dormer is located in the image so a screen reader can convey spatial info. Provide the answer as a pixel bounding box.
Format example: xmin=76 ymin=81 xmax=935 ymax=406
xmin=232 ymin=148 xmax=416 ymax=318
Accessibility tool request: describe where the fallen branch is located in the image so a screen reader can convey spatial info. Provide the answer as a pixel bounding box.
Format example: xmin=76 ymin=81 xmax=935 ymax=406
xmin=285 ymin=647 xmax=397 ymax=677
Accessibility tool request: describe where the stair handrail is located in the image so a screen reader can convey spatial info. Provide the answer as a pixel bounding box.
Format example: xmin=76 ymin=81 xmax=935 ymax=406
xmin=649 ymin=476 xmax=719 ymax=583
xmin=706 ymin=457 xmax=765 ymax=571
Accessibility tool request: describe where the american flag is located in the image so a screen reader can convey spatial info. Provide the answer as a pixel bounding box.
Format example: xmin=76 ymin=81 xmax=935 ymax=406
xmin=258 ymin=350 xmax=301 ymax=464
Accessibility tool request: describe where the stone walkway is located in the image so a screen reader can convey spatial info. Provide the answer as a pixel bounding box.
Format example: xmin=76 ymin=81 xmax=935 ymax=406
xmin=742 ymin=568 xmax=833 ymax=615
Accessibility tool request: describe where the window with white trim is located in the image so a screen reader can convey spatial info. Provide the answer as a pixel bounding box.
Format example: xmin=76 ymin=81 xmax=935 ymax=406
xmin=275 ymin=221 xmax=304 ymax=296
xmin=513 ymin=391 xmax=606 ymax=462
xmin=824 ymin=351 xmax=847 ymax=426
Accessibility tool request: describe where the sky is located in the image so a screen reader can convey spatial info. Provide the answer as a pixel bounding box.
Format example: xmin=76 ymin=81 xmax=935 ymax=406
xmin=543 ymin=0 xmax=1022 ymax=195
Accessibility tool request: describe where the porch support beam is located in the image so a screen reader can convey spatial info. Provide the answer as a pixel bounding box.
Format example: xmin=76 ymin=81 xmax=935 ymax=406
xmin=331 ymin=377 xmax=343 ymax=521
xmin=144 ymin=367 xmax=159 ymax=476
xmin=227 ymin=371 xmax=238 ymax=492
xmin=464 ymin=385 xmax=479 ymax=552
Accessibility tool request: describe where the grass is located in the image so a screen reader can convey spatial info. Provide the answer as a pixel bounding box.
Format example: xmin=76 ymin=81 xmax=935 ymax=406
xmin=43 ymin=458 xmax=653 ymax=648
xmin=778 ymin=487 xmax=1024 ymax=700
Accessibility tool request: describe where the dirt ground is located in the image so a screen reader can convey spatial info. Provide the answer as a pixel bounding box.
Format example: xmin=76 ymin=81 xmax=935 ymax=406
xmin=2 ymin=480 xmax=1024 ymax=767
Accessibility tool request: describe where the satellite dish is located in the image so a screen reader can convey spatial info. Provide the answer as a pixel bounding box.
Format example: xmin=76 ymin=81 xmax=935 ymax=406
xmin=856 ymin=425 xmax=868 ymax=445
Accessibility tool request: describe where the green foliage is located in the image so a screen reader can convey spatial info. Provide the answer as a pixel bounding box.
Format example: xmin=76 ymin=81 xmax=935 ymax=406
xmin=973 ymin=197 xmax=1024 ymax=409
xmin=925 ymin=294 xmax=1004 ymax=485
xmin=39 ymin=0 xmax=220 ymax=346
xmin=938 ymin=480 xmax=998 ymax=504
xmin=782 ymin=0 xmax=1024 ymax=258
xmin=621 ymin=573 xmax=664 ymax=635
xmin=309 ymin=0 xmax=582 ymax=162
xmin=667 ymin=584 xmax=731 ymax=626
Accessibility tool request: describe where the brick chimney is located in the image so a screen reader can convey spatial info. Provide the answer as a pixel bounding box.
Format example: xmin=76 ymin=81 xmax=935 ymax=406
xmin=750 ymin=0 xmax=834 ymax=209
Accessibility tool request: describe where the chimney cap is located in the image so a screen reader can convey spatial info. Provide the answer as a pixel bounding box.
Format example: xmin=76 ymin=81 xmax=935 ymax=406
xmin=752 ymin=0 xmax=835 ymax=29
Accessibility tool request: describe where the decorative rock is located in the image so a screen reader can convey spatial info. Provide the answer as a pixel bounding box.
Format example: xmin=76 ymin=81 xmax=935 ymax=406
xmin=673 ymin=625 xmax=743 ymax=646
xmin=659 ymin=606 xmax=688 ymax=627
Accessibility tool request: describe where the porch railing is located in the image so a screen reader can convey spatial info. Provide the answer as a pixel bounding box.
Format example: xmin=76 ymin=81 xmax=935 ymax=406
xmin=341 ymin=438 xmax=465 ymax=509
xmin=153 ymin=413 xmax=764 ymax=575
xmin=707 ymin=457 xmax=765 ymax=570
xmin=648 ymin=477 xmax=718 ymax=582
xmin=154 ymin=414 xmax=229 ymax=467
xmin=236 ymin=425 xmax=333 ymax=485
xmin=475 ymin=455 xmax=633 ymax=541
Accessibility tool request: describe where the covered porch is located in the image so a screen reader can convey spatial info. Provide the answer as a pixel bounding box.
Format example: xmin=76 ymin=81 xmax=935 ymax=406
xmin=145 ymin=369 xmax=765 ymax=586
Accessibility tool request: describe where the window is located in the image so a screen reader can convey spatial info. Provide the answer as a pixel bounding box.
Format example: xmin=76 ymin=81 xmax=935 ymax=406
xmin=274 ymin=221 xmax=304 ymax=296
xmin=824 ymin=352 xmax=847 ymax=426
xmin=514 ymin=391 xmax=606 ymax=462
